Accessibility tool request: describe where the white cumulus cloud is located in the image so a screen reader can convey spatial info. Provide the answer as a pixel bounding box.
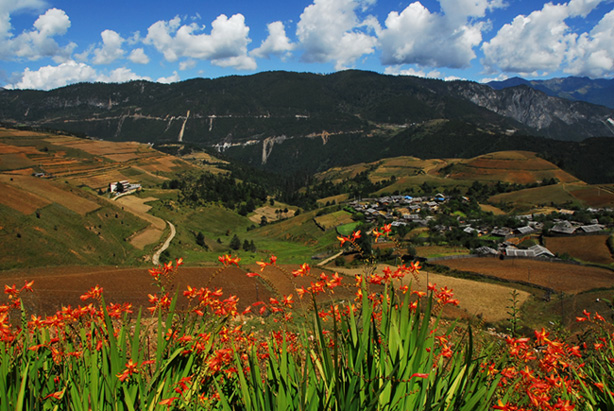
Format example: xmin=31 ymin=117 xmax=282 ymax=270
xmin=1 ymin=8 xmax=75 ymax=62
xmin=179 ymin=59 xmax=196 ymax=70
xmin=251 ymin=21 xmax=294 ymax=59
xmin=128 ymin=47 xmax=149 ymax=64
xmin=481 ymin=0 xmax=611 ymax=77
xmin=378 ymin=1 xmax=489 ymax=69
xmin=564 ymin=9 xmax=614 ymax=77
xmin=6 ymin=60 xmax=150 ymax=90
xmin=157 ymin=71 xmax=180 ymax=84
xmin=92 ymin=29 xmax=125 ymax=65
xmin=144 ymin=14 xmax=256 ymax=70
xmin=296 ymin=0 xmax=378 ymax=70
xmin=384 ymin=65 xmax=442 ymax=78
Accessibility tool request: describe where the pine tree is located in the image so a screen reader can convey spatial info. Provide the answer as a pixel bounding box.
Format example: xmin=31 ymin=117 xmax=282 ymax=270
xmin=230 ymin=234 xmax=241 ymax=250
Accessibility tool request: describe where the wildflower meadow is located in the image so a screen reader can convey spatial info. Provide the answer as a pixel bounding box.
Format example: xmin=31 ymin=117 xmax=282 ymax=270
xmin=1 ymin=227 xmax=613 ymax=410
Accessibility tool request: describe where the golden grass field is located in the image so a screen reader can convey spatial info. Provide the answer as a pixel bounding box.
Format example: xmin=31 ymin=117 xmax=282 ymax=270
xmin=0 ymin=182 xmax=50 ymax=214
xmin=333 ymin=264 xmax=529 ymax=323
xmin=314 ymin=210 xmax=354 ymax=230
xmin=115 ymin=196 xmax=166 ymax=249
xmin=479 ymin=203 xmax=506 ymax=215
xmin=248 ymin=202 xmax=296 ymax=224
xmin=446 ymin=151 xmax=580 ymax=184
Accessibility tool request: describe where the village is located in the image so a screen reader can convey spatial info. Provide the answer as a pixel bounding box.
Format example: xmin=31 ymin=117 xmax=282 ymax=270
xmin=347 ymin=193 xmax=612 ymax=260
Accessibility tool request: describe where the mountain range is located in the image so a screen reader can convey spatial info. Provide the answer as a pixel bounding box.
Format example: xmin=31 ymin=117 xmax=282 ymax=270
xmin=486 ymin=76 xmax=614 ymax=109
xmin=1 ymin=70 xmax=614 ymax=182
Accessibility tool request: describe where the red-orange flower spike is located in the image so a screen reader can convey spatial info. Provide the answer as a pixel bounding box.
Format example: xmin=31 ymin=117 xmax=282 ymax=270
xmin=218 ymin=254 xmax=240 ymax=267
xmin=116 ymin=359 xmax=139 ymax=382
xmin=80 ymin=285 xmax=103 ymax=301
xmin=4 ymin=284 xmax=18 ymax=296
xmin=21 ymin=280 xmax=34 ymax=292
xmin=292 ymin=263 xmax=310 ymax=277
xmin=44 ymin=390 xmax=64 ymax=400
xmin=350 ymin=230 xmax=361 ymax=240
xmin=535 ymin=328 xmax=550 ymax=345
xmin=282 ymin=294 xmax=293 ymax=307
xmin=160 ymin=397 xmax=179 ymax=407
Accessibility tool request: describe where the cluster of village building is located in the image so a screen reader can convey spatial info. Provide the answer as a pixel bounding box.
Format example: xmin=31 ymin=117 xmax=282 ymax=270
xmin=347 ymin=194 xmax=611 ymax=260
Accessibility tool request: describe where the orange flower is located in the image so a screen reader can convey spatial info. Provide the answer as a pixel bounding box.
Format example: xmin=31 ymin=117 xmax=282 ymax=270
xmin=116 ymin=359 xmax=139 ymax=382
xmin=44 ymin=390 xmax=64 ymax=400
xmin=160 ymin=397 xmax=179 ymax=407
xmin=21 ymin=280 xmax=34 ymax=292
xmin=292 ymin=263 xmax=310 ymax=277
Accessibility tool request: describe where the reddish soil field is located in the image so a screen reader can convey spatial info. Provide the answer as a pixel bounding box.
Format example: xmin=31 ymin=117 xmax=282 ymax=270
xmin=436 ymin=258 xmax=614 ymax=293
xmin=0 ymin=143 xmax=21 ymax=154
xmin=568 ymin=186 xmax=614 ymax=208
xmin=0 ymin=266 xmax=274 ymax=315
xmin=544 ymin=235 xmax=614 ymax=265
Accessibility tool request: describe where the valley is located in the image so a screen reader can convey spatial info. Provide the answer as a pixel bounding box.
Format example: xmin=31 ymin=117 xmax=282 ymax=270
xmin=1 ymin=126 xmax=613 ymax=335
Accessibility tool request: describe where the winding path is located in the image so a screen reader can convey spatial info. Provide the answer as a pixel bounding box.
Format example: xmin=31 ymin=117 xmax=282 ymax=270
xmin=152 ymin=221 xmax=176 ymax=265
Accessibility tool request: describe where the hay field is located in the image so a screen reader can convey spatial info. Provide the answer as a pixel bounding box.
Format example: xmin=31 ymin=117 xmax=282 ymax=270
xmin=0 ymin=182 xmax=50 ymax=214
xmin=0 ymin=175 xmax=100 ymax=216
xmin=436 ymin=257 xmax=614 ymax=293
xmin=479 ymin=203 xmax=506 ymax=215
xmin=544 ymin=235 xmax=614 ymax=265
xmin=249 ymin=203 xmax=295 ymax=224
xmin=334 ymin=264 xmax=528 ymax=323
xmin=115 ymin=196 xmax=166 ymax=249
xmin=314 ymin=210 xmax=354 ymax=230
xmin=448 ymin=151 xmax=579 ymax=184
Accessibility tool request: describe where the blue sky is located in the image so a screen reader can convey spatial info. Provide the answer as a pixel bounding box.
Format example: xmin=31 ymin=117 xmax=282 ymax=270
xmin=1 ymin=0 xmax=613 ymax=90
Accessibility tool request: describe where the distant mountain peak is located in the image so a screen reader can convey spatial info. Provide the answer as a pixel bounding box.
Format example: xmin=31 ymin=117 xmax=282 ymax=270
xmin=486 ymin=76 xmax=614 ymax=109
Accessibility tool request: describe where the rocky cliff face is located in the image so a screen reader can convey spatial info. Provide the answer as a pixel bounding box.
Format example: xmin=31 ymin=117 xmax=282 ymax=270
xmin=448 ymin=81 xmax=614 ymax=139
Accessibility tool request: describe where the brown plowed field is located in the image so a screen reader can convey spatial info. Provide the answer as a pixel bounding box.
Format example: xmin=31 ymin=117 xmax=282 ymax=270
xmin=544 ymin=235 xmax=614 ymax=265
xmin=568 ymin=186 xmax=614 ymax=208
xmin=436 ymin=258 xmax=614 ymax=293
xmin=0 ymin=266 xmax=274 ymax=315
